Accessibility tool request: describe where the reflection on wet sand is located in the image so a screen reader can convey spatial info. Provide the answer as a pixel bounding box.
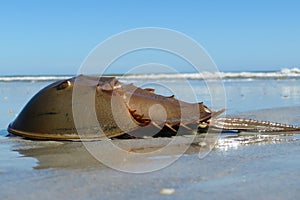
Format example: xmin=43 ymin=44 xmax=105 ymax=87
xmin=15 ymin=136 xmax=217 ymax=170
xmin=14 ymin=132 xmax=299 ymax=170
xmin=6 ymin=107 xmax=300 ymax=170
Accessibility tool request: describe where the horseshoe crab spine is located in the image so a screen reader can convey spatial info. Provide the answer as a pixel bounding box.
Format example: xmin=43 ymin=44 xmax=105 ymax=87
xmin=210 ymin=117 xmax=300 ymax=132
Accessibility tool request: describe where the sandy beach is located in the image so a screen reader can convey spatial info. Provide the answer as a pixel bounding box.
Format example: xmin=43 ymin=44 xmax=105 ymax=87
xmin=0 ymin=78 xmax=300 ymax=199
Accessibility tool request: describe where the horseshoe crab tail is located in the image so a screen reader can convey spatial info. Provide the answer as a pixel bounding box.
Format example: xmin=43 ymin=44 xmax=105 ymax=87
xmin=209 ymin=117 xmax=300 ymax=133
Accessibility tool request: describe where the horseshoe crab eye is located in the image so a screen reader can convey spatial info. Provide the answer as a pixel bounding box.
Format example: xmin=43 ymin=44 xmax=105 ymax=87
xmin=57 ymin=80 xmax=71 ymax=90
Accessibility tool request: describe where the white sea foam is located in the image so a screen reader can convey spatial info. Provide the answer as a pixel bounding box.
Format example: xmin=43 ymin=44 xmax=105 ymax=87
xmin=121 ymin=67 xmax=300 ymax=80
xmin=0 ymin=76 xmax=72 ymax=82
xmin=1 ymin=68 xmax=300 ymax=82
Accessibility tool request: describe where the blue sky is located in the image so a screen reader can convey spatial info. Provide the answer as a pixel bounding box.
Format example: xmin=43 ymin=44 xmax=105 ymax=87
xmin=0 ymin=0 xmax=300 ymax=75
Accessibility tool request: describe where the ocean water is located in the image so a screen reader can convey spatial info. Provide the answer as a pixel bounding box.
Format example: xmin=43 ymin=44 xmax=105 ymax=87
xmin=0 ymin=69 xmax=300 ymax=199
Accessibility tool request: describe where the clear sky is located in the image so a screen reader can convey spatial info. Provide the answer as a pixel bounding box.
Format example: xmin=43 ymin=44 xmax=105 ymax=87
xmin=0 ymin=0 xmax=300 ymax=75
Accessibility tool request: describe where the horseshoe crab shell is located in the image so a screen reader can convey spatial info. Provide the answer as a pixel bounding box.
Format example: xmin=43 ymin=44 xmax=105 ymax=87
xmin=7 ymin=75 xmax=139 ymax=140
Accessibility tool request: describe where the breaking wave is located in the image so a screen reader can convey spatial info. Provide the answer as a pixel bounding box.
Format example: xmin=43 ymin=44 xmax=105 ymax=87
xmin=122 ymin=67 xmax=300 ymax=80
xmin=0 ymin=75 xmax=73 ymax=82
xmin=1 ymin=68 xmax=300 ymax=82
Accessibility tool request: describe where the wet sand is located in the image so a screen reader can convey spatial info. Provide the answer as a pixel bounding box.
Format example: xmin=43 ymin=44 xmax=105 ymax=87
xmin=1 ymin=107 xmax=300 ymax=200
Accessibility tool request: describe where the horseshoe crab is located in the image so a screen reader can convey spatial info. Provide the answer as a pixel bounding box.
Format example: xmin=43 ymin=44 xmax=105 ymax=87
xmin=7 ymin=75 xmax=300 ymax=140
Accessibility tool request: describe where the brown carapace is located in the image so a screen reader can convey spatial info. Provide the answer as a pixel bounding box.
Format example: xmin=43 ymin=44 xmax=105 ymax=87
xmin=7 ymin=75 xmax=300 ymax=140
